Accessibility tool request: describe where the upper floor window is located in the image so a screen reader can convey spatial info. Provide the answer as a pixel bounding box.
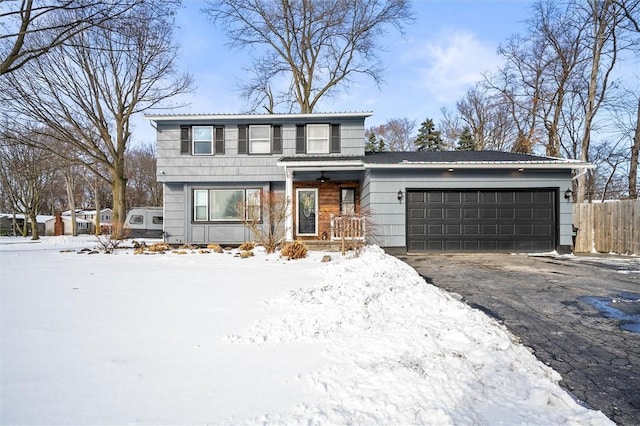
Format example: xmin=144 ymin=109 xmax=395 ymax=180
xmin=296 ymin=123 xmax=340 ymax=154
xmin=181 ymin=125 xmax=225 ymax=155
xmin=193 ymin=126 xmax=213 ymax=155
xmin=249 ymin=125 xmax=271 ymax=154
xmin=238 ymin=125 xmax=282 ymax=155
xmin=306 ymin=124 xmax=329 ymax=154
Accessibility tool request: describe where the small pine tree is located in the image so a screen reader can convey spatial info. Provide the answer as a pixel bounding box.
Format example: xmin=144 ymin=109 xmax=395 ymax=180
xmin=456 ymin=126 xmax=476 ymax=151
xmin=414 ymin=118 xmax=444 ymax=151
xmin=365 ymin=132 xmax=386 ymax=152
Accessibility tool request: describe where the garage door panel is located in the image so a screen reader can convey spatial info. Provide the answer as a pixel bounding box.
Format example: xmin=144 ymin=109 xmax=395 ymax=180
xmin=408 ymin=192 xmax=426 ymax=203
xmin=445 ymin=192 xmax=461 ymax=203
xmin=463 ymin=224 xmax=479 ymax=235
xmin=407 ymin=189 xmax=556 ymax=252
xmin=480 ymin=209 xmax=497 ymax=219
xmin=427 ymin=209 xmax=442 ymax=219
xmin=409 ymin=209 xmax=426 ymax=219
xmin=445 ymin=209 xmax=461 ymax=219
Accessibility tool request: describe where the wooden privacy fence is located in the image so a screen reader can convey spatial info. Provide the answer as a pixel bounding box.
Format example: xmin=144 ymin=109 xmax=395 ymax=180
xmin=573 ymin=200 xmax=640 ymax=255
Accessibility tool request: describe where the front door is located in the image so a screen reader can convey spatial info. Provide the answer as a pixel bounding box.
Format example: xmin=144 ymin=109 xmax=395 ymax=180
xmin=296 ymin=188 xmax=318 ymax=236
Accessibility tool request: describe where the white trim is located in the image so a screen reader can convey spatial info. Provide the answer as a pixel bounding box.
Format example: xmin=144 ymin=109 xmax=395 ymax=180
xmin=276 ymin=160 xmax=365 ymax=169
xmin=145 ymin=112 xmax=373 ymax=121
xmin=364 ymin=161 xmax=593 ymax=170
xmin=285 ymin=169 xmax=294 ymax=241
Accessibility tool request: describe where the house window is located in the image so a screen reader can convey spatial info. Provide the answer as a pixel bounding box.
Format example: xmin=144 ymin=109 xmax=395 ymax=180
xmin=193 ymin=189 xmax=261 ymax=222
xmin=181 ymin=125 xmax=225 ymax=155
xmin=193 ymin=126 xmax=213 ymax=155
xmin=249 ymin=125 xmax=271 ymax=154
xmin=306 ymin=124 xmax=329 ymax=154
xmin=340 ymin=188 xmax=356 ymax=215
xmin=194 ymin=190 xmax=208 ymax=221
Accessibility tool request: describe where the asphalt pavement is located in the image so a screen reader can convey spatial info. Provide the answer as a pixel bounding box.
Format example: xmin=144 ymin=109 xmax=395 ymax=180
xmin=395 ymin=252 xmax=640 ymax=426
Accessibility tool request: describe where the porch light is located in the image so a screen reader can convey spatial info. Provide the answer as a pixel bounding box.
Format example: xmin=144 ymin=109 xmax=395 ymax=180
xmin=564 ymin=188 xmax=573 ymax=200
xmin=397 ymin=189 xmax=403 ymax=202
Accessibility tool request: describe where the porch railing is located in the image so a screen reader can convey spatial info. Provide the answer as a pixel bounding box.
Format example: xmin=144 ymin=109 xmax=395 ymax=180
xmin=330 ymin=214 xmax=366 ymax=241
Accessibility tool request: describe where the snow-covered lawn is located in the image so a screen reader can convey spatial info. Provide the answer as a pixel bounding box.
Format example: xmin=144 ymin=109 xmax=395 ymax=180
xmin=0 ymin=236 xmax=612 ymax=425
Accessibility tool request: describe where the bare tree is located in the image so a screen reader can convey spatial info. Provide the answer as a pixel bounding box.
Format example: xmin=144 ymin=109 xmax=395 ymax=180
xmin=2 ymin=1 xmax=192 ymax=237
xmin=366 ymin=118 xmax=416 ymax=151
xmin=0 ymin=133 xmax=58 ymax=239
xmin=574 ymin=0 xmax=622 ymax=202
xmin=204 ymin=0 xmax=414 ymax=113
xmin=241 ymin=191 xmax=289 ymax=254
xmin=126 ymin=144 xmax=162 ymax=209
xmin=0 ymin=0 xmax=141 ymax=75
xmin=631 ymin=97 xmax=640 ymax=199
xmin=455 ymin=85 xmax=515 ymax=151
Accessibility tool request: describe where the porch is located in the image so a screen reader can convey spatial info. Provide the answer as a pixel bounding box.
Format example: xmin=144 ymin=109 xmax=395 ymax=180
xmin=277 ymin=156 xmax=367 ymax=243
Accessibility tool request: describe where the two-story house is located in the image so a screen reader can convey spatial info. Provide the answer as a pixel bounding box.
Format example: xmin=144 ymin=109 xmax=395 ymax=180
xmin=146 ymin=112 xmax=590 ymax=254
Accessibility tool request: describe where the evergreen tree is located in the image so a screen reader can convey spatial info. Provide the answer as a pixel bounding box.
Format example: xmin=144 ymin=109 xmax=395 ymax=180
xmin=414 ymin=118 xmax=444 ymax=151
xmin=365 ymin=132 xmax=386 ymax=152
xmin=456 ymin=126 xmax=476 ymax=151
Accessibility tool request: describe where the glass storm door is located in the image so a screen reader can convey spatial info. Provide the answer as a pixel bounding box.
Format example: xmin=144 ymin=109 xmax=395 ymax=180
xmin=296 ymin=188 xmax=318 ymax=236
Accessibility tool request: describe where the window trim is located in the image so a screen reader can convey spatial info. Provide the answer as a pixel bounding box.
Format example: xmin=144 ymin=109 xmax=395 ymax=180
xmin=249 ymin=124 xmax=271 ymax=154
xmin=306 ymin=123 xmax=330 ymax=154
xmin=340 ymin=187 xmax=356 ymax=216
xmin=192 ymin=126 xmax=214 ymax=155
xmin=192 ymin=188 xmax=262 ymax=223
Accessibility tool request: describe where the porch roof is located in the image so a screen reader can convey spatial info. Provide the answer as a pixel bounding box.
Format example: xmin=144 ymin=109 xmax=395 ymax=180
xmin=277 ymin=156 xmax=365 ymax=170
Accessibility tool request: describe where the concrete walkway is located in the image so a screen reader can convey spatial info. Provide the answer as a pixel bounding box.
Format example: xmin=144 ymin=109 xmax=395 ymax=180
xmin=396 ymin=253 xmax=639 ymax=426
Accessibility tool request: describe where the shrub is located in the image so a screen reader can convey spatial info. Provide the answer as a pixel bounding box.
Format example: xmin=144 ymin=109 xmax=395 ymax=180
xmin=280 ymin=240 xmax=308 ymax=260
xmin=238 ymin=241 xmax=255 ymax=251
xmin=207 ymin=243 xmax=224 ymax=253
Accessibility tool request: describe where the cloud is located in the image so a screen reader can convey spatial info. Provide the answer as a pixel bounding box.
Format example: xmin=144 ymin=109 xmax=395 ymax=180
xmin=409 ymin=29 xmax=503 ymax=104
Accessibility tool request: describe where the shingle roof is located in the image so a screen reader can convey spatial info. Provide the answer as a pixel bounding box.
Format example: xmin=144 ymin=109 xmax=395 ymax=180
xmin=363 ymin=151 xmax=561 ymax=164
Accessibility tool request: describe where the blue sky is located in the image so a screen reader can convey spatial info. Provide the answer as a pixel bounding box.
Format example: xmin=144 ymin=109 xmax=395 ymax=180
xmin=132 ymin=0 xmax=537 ymax=145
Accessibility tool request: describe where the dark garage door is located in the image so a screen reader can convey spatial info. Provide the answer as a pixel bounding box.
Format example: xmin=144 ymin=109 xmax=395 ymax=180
xmin=407 ymin=189 xmax=556 ymax=252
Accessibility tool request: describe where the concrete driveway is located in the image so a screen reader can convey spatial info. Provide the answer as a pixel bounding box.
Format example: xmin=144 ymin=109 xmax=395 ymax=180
xmin=396 ymin=253 xmax=640 ymax=426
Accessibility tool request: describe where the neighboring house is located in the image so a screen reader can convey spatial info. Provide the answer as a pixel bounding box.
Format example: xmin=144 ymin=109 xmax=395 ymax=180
xmin=145 ymin=112 xmax=591 ymax=253
xmin=44 ymin=215 xmax=92 ymax=236
xmin=63 ymin=208 xmax=113 ymax=223
xmin=0 ymin=213 xmax=49 ymax=236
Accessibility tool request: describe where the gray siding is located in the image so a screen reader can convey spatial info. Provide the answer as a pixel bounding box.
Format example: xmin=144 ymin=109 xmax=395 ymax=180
xmin=361 ymin=168 xmax=574 ymax=250
xmin=164 ymin=181 xmax=283 ymax=245
xmin=156 ymin=118 xmax=366 ymax=183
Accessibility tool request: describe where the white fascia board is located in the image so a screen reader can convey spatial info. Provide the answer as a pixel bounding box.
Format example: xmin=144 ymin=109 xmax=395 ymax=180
xmin=277 ymin=161 xmax=365 ymax=171
xmin=365 ymin=161 xmax=593 ymax=170
xmin=145 ymin=112 xmax=373 ymax=121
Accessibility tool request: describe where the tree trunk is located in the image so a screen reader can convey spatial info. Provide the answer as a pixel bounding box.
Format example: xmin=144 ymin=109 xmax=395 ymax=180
xmin=630 ymin=96 xmax=640 ymax=199
xmin=110 ymin=160 xmax=127 ymax=239
xmin=94 ymin=176 xmax=101 ymax=236
xmin=64 ymin=172 xmax=77 ymax=236
xmin=28 ymin=210 xmax=39 ymax=240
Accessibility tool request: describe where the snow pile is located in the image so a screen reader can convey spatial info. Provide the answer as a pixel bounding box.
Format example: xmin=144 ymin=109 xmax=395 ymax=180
xmin=230 ymin=246 xmax=612 ymax=425
xmin=1 ymin=238 xmax=613 ymax=425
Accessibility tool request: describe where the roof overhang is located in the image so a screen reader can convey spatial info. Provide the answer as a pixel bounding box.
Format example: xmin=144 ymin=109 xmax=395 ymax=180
xmin=145 ymin=111 xmax=373 ymax=122
xmin=277 ymin=159 xmax=365 ymax=171
xmin=364 ymin=160 xmax=593 ymax=170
